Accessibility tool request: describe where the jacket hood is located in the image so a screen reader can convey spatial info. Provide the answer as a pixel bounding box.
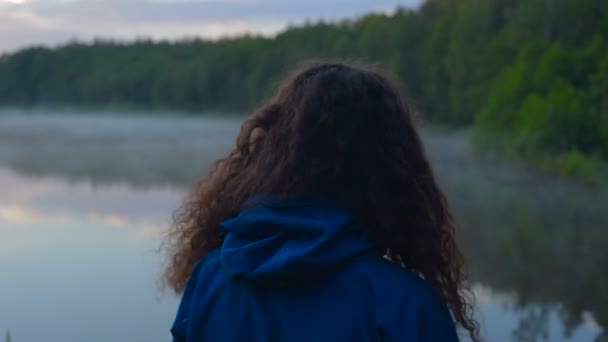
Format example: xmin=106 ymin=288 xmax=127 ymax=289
xmin=220 ymin=197 xmax=376 ymax=283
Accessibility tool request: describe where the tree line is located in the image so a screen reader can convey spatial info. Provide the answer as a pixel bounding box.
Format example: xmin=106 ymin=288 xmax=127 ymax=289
xmin=0 ymin=0 xmax=607 ymax=174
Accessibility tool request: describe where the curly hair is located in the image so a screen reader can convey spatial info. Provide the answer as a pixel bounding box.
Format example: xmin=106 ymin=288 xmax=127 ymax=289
xmin=163 ymin=61 xmax=480 ymax=341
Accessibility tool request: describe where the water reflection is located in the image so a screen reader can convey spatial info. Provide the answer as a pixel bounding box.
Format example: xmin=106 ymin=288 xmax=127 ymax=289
xmin=0 ymin=168 xmax=183 ymax=342
xmin=0 ymin=113 xmax=606 ymax=341
xmin=0 ymin=168 xmax=182 ymax=247
xmin=427 ymin=132 xmax=608 ymax=341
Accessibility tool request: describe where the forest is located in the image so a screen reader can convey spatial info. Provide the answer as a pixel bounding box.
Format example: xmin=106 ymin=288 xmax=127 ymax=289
xmin=0 ymin=0 xmax=607 ymax=178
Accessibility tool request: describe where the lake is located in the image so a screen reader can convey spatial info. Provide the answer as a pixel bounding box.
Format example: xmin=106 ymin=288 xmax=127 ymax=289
xmin=0 ymin=112 xmax=605 ymax=342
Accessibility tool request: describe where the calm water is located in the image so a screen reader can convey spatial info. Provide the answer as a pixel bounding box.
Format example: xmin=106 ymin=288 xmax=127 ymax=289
xmin=0 ymin=112 xmax=605 ymax=342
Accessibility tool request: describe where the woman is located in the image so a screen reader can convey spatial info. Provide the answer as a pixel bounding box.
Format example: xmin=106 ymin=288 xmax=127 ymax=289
xmin=164 ymin=62 xmax=480 ymax=341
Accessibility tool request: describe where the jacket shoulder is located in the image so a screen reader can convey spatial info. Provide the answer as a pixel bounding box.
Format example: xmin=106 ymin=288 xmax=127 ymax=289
xmin=348 ymin=256 xmax=459 ymax=340
xmin=351 ymin=256 xmax=436 ymax=295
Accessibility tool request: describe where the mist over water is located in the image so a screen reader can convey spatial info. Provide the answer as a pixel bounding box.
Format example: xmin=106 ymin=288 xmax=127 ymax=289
xmin=0 ymin=111 xmax=605 ymax=341
xmin=0 ymin=112 xmax=241 ymax=188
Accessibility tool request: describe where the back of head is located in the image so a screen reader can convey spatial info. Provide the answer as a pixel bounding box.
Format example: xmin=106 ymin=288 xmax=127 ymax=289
xmin=236 ymin=62 xmax=426 ymax=206
xmin=165 ymin=61 xmax=480 ymax=341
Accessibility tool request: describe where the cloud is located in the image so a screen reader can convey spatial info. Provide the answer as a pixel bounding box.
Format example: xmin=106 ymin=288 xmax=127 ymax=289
xmin=0 ymin=13 xmax=71 ymax=52
xmin=0 ymin=0 xmax=423 ymax=53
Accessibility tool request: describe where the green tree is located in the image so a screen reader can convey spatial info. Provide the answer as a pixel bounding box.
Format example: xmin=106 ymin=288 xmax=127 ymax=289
xmin=0 ymin=0 xmax=606 ymax=172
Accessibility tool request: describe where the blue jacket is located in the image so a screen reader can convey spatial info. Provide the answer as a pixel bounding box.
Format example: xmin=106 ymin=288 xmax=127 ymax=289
xmin=171 ymin=197 xmax=459 ymax=341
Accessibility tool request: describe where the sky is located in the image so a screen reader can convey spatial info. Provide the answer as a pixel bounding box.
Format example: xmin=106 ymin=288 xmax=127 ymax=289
xmin=0 ymin=0 xmax=423 ymax=54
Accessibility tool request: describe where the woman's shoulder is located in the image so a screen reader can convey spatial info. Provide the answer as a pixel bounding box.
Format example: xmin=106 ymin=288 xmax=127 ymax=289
xmin=354 ymin=256 xmax=459 ymax=340
xmin=349 ymin=255 xmax=442 ymax=302
xmin=348 ymin=256 xmax=458 ymax=340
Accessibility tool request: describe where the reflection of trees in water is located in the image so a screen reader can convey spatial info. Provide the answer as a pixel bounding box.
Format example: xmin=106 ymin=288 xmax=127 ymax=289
xmin=455 ymin=195 xmax=608 ymax=339
xmin=510 ymin=305 xmax=607 ymax=342
xmin=427 ymin=131 xmax=608 ymax=340
xmin=512 ymin=306 xmax=550 ymax=342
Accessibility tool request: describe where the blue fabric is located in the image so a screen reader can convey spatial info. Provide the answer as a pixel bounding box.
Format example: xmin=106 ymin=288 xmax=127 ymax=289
xmin=171 ymin=198 xmax=459 ymax=341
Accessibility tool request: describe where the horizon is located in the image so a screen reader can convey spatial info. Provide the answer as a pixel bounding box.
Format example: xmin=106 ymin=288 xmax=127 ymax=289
xmin=0 ymin=0 xmax=423 ymax=54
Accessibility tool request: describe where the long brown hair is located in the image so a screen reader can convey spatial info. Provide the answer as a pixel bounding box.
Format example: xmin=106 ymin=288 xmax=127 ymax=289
xmin=163 ymin=61 xmax=480 ymax=341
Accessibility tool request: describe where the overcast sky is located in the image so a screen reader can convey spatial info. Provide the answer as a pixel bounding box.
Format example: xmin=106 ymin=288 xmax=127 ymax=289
xmin=0 ymin=0 xmax=423 ymax=54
